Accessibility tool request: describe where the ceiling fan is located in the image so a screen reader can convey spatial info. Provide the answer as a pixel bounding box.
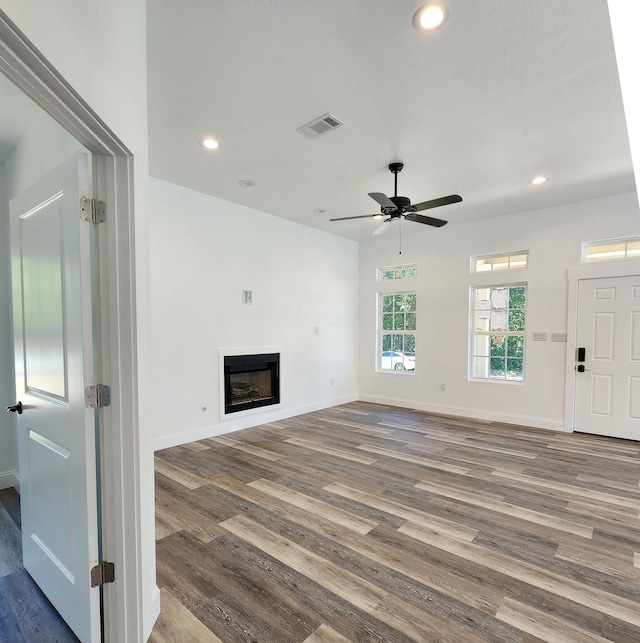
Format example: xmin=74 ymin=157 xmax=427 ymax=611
xmin=330 ymin=162 xmax=462 ymax=235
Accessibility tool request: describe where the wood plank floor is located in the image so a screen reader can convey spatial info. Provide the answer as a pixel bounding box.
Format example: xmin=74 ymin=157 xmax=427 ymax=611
xmin=0 ymin=487 xmax=79 ymax=642
xmin=149 ymin=402 xmax=640 ymax=642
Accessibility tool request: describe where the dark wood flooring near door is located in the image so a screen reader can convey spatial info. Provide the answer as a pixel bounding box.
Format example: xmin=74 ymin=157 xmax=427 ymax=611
xmin=149 ymin=402 xmax=640 ymax=642
xmin=0 ymin=487 xmax=79 ymax=642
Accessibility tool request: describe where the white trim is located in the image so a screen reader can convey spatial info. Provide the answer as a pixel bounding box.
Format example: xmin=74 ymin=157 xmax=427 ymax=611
xmin=217 ymin=346 xmax=283 ymax=357
xmin=377 ymin=291 xmax=417 ymax=371
xmin=147 ymin=586 xmax=161 ymax=637
xmin=0 ymin=13 xmax=149 ymax=642
xmin=564 ymin=259 xmax=640 ymax=434
xmin=217 ymin=346 xmax=284 ymax=420
xmin=0 ymin=470 xmax=19 ymax=490
xmin=469 ymin=268 xmax=530 ymax=288
xmin=359 ymin=394 xmax=566 ymax=432
xmin=469 ymin=282 xmax=527 ymax=382
xmin=219 ymin=399 xmax=283 ymax=422
xmin=153 ymin=394 xmax=358 ymax=451
xmin=581 ymin=236 xmax=640 ymax=263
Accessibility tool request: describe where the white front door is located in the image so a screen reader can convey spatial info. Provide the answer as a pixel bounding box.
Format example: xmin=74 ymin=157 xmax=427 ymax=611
xmin=574 ymin=275 xmax=640 ymax=440
xmin=10 ymin=152 xmax=101 ymax=642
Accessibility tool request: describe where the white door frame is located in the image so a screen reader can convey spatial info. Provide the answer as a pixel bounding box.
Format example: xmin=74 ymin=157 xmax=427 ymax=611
xmin=0 ymin=13 xmax=145 ymax=642
xmin=564 ymin=258 xmax=640 ymax=433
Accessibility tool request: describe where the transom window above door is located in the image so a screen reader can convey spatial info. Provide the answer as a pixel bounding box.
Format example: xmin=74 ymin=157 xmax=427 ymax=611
xmin=582 ymin=237 xmax=640 ymax=263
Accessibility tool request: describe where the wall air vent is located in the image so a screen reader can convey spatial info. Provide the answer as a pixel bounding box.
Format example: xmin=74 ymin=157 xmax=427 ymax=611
xmin=296 ymin=112 xmax=344 ymax=139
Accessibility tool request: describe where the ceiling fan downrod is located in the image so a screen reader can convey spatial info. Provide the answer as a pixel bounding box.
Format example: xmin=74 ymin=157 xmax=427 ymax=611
xmin=389 ymin=162 xmax=403 ymax=198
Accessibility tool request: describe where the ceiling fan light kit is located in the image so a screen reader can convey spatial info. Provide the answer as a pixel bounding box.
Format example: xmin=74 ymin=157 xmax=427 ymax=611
xmin=329 ymin=161 xmax=462 ymax=236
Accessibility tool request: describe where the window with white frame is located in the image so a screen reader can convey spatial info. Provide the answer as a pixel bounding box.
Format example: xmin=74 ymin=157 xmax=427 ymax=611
xmin=378 ymin=292 xmax=416 ymax=371
xmin=582 ymin=237 xmax=640 ymax=262
xmin=472 ymin=251 xmax=528 ymax=273
xmin=471 ymin=284 xmax=526 ymax=381
xmin=378 ymin=264 xmax=417 ymax=281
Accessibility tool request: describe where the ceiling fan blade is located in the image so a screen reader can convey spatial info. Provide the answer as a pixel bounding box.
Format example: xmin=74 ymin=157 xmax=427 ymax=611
xmin=411 ymin=194 xmax=462 ymax=211
xmin=368 ymin=192 xmax=396 ymax=209
xmin=404 ymin=213 xmax=448 ymax=227
xmin=329 ymin=214 xmax=381 ymax=221
xmin=372 ymin=219 xmax=392 ymax=235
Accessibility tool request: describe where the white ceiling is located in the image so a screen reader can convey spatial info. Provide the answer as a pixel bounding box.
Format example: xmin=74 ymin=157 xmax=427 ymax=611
xmin=1 ymin=1 xmax=635 ymax=241
xmin=146 ymin=0 xmax=636 ymax=241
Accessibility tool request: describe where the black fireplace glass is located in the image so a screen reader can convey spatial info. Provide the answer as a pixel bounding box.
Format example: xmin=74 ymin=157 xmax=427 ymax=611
xmin=224 ymin=353 xmax=280 ymax=414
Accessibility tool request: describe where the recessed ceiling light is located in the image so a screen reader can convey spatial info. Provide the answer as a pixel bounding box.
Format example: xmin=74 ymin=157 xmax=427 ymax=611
xmin=413 ymin=3 xmax=448 ymax=31
xmin=201 ymin=137 xmax=219 ymax=150
xmin=238 ymin=179 xmax=256 ymax=188
xmin=529 ymin=176 xmax=547 ymax=185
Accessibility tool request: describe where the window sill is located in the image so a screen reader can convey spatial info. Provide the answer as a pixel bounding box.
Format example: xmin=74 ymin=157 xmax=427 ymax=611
xmin=468 ymin=377 xmax=525 ymax=385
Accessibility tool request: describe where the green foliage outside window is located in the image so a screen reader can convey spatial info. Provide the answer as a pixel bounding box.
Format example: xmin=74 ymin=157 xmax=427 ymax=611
xmin=381 ymin=333 xmax=416 ymax=354
xmin=381 ymin=293 xmax=417 ymax=332
xmin=472 ymin=285 xmax=526 ymax=381
xmin=380 ymin=265 xmax=417 ymax=281
xmin=379 ymin=291 xmax=416 ymax=370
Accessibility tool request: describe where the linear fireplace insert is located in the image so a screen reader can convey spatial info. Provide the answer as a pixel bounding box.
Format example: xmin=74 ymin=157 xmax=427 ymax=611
xmin=223 ymin=353 xmax=280 ymax=414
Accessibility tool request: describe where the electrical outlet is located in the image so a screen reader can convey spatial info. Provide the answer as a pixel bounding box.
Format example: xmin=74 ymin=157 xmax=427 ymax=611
xmin=440 ymin=383 xmax=446 ymax=391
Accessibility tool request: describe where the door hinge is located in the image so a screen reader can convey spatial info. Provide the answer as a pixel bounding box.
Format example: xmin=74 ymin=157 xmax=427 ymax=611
xmin=80 ymin=197 xmax=106 ymax=224
xmin=90 ymin=561 xmax=115 ymax=587
xmin=85 ymin=384 xmax=111 ymax=408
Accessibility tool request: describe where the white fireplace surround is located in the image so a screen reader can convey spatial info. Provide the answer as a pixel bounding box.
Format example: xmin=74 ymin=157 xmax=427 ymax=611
xmin=218 ymin=346 xmax=283 ymax=420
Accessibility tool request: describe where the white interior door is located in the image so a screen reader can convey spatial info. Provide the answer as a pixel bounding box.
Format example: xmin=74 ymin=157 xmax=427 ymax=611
xmin=574 ymin=275 xmax=640 ymax=440
xmin=10 ymin=152 xmax=101 ymax=642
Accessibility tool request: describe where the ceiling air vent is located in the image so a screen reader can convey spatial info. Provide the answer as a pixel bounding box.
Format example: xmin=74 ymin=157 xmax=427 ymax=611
xmin=296 ymin=113 xmax=344 ymax=139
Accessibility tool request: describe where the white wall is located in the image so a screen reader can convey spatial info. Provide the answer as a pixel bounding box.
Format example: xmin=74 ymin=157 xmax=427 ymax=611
xmin=0 ymin=112 xmax=86 ymax=489
xmin=149 ymin=178 xmax=359 ymax=448
xmin=358 ymin=192 xmax=640 ymax=429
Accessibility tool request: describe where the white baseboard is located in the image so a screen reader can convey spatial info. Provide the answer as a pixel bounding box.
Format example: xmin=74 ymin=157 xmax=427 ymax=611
xmin=358 ymin=394 xmax=567 ymax=432
xmin=144 ymin=585 xmax=162 ymax=641
xmin=153 ymin=394 xmax=358 ymax=451
xmin=0 ymin=470 xmax=19 ymax=491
